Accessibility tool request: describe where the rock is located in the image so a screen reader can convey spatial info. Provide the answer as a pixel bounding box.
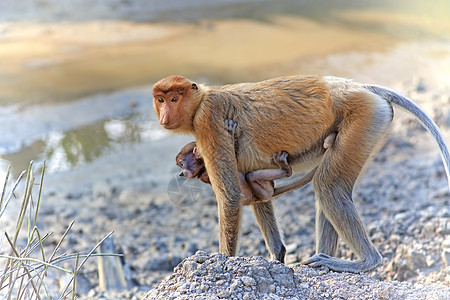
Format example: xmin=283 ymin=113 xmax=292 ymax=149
xmin=406 ymin=249 xmax=428 ymax=269
xmin=269 ymin=263 xmax=294 ymax=286
xmin=143 ymin=252 xmax=450 ymax=300
xmin=192 ymin=250 xmax=209 ymax=263
xmin=436 ymin=219 xmax=450 ymax=235
xmin=438 ymin=208 xmax=450 ymax=218
xmin=443 ymin=239 xmax=450 ymax=249
xmin=216 ymin=289 xmax=230 ymax=298
xmin=285 ymin=243 xmax=298 ymax=254
xmin=241 ymin=276 xmax=256 ymax=286
xmin=442 ymin=249 xmax=450 ymax=267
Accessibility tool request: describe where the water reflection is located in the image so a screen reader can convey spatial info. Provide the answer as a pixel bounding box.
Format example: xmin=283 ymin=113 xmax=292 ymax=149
xmin=2 ymin=113 xmax=167 ymax=178
xmin=50 ymin=123 xmax=110 ymax=171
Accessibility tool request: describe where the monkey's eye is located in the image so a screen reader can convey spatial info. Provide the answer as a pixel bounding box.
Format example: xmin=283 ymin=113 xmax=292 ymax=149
xmin=171 ymin=97 xmax=178 ymax=102
xmin=157 ymin=98 xmax=164 ymax=103
xmin=180 ymin=162 xmax=185 ymax=168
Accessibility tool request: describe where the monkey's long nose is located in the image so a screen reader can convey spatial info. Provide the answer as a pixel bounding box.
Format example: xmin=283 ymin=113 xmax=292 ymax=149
xmin=160 ymin=116 xmax=169 ymax=126
xmin=179 ymin=171 xmax=185 ymax=177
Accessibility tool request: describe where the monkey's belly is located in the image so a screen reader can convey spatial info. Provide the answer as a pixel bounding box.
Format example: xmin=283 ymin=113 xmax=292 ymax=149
xmin=290 ymin=155 xmax=322 ymax=174
xmin=236 ymin=137 xmax=323 ymax=175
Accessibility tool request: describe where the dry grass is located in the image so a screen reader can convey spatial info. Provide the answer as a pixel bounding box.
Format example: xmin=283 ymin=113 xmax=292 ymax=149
xmin=0 ymin=162 xmax=120 ymax=299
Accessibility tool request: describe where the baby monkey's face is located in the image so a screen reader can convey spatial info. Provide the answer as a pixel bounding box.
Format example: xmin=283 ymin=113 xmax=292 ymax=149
xmin=177 ymin=152 xmax=204 ymax=179
xmin=175 ymin=141 xmax=206 ymax=179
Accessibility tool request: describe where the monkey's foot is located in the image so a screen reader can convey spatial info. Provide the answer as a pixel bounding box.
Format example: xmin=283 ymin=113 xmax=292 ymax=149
xmin=269 ymin=244 xmax=286 ymax=263
xmin=272 ymin=151 xmax=292 ymax=177
xmin=302 ymin=253 xmax=381 ymax=273
xmin=225 ymin=119 xmax=237 ymax=134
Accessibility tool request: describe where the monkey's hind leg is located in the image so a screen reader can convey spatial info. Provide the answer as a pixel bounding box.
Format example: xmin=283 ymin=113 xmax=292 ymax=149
xmin=303 ymin=96 xmax=391 ymax=273
xmin=305 ymin=165 xmax=383 ymax=273
xmin=245 ymin=151 xmax=293 ymax=202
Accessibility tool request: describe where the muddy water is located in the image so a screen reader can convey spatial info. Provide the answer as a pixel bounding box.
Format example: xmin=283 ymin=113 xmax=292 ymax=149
xmin=0 ymin=0 xmax=449 ymax=177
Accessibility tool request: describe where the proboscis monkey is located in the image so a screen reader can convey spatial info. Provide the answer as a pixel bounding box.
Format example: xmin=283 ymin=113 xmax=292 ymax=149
xmin=153 ymin=75 xmax=450 ymax=273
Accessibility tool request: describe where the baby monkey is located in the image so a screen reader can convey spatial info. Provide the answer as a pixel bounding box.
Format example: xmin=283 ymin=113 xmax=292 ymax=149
xmin=176 ymin=141 xmax=292 ymax=205
xmin=176 ymin=120 xmax=337 ymax=205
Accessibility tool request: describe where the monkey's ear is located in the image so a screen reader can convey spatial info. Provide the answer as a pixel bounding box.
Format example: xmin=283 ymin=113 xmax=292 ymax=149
xmin=192 ymin=83 xmax=198 ymax=91
xmin=193 ymin=147 xmax=202 ymax=158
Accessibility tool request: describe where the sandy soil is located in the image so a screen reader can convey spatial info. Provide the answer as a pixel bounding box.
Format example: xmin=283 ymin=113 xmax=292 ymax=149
xmin=0 ymin=16 xmax=400 ymax=106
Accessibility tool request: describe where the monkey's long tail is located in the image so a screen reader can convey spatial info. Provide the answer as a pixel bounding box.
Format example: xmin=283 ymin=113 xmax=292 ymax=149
xmin=365 ymin=85 xmax=450 ymax=191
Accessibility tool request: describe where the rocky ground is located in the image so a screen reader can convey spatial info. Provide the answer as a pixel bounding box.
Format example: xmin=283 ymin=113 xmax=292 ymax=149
xmin=146 ymin=251 xmax=450 ymax=299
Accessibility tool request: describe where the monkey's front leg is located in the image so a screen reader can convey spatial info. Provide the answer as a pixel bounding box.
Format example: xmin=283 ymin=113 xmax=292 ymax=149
xmin=224 ymin=119 xmax=285 ymax=262
xmin=197 ymin=123 xmax=242 ymax=257
xmin=209 ymin=158 xmax=242 ymax=257
xmin=252 ymin=202 xmax=286 ymax=262
xmin=249 ymin=153 xmax=287 ymax=262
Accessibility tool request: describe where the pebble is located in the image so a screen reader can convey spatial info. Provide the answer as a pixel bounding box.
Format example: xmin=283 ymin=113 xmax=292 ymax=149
xmin=285 ymin=243 xmax=298 ymax=254
xmin=229 ymin=279 xmax=241 ymax=291
xmin=442 ymin=249 xmax=450 ymax=266
xmin=217 ymin=289 xmax=231 ymax=298
xmin=241 ymin=276 xmax=256 ymax=286
xmin=443 ymin=239 xmax=450 ymax=248
xmin=406 ymin=249 xmax=428 ymax=269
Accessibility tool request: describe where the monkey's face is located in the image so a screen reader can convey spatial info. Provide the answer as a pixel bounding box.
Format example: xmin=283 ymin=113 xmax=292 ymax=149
xmin=153 ymin=91 xmax=186 ymax=130
xmin=152 ymin=75 xmax=199 ymax=131
xmin=177 ymin=152 xmax=205 ymax=179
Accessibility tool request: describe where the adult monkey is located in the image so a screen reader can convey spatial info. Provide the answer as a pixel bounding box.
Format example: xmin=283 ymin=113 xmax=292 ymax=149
xmin=153 ymin=75 xmax=450 ymax=273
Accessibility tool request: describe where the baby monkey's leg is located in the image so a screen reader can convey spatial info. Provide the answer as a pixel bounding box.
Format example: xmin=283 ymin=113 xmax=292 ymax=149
xmin=245 ymin=150 xmax=292 ymax=203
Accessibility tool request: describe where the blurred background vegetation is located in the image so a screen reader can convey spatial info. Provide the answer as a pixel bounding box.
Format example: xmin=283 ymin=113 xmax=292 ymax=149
xmin=0 ymin=0 xmax=449 ymax=178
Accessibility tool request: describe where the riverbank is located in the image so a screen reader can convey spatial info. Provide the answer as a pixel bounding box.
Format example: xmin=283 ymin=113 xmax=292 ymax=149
xmin=0 ymin=1 xmax=449 ymax=298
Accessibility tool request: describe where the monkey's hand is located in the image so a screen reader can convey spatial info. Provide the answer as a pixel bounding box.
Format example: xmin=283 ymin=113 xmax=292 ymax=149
xmin=225 ymin=119 xmax=237 ymax=134
xmin=272 ymin=151 xmax=292 ymax=177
